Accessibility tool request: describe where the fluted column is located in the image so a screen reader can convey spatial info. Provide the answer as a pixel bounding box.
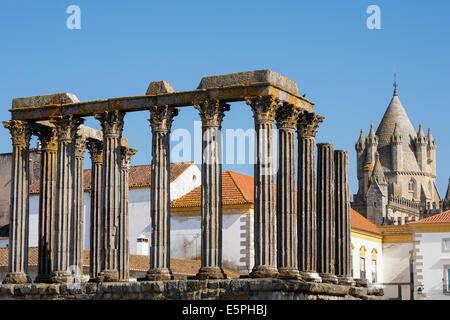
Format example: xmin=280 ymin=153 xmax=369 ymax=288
xmin=334 ymin=150 xmax=354 ymax=285
xmin=297 ymin=112 xmax=323 ymax=282
xmin=317 ymin=143 xmax=338 ymax=284
xmin=246 ymin=96 xmax=279 ymax=278
xmin=95 ymin=110 xmax=124 ymax=282
xmin=275 ymin=103 xmax=300 ymax=279
xmin=194 ymin=99 xmax=229 ymax=280
xmin=86 ymin=140 xmax=103 ymax=280
xmin=119 ymin=147 xmax=137 ymax=281
xmin=2 ymin=120 xmax=31 ymax=284
xmin=146 ymin=106 xmax=178 ymax=281
xmin=50 ymin=115 xmax=84 ymax=283
xmin=32 ymin=125 xmax=58 ymax=283
xmin=71 ymin=134 xmax=87 ymax=278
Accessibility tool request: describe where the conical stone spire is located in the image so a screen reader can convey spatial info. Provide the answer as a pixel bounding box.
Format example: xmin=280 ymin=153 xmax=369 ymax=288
xmin=356 ymin=129 xmax=365 ymax=151
xmin=371 ymin=153 xmax=386 ymax=186
xmin=375 ymin=86 xmax=420 ymax=172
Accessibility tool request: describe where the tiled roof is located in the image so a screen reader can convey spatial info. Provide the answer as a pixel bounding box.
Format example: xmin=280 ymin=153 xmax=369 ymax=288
xmin=0 ymin=247 xmax=240 ymax=278
xmin=29 ymin=162 xmax=195 ymax=194
xmin=410 ymin=210 xmax=450 ymax=224
xmin=172 ymin=170 xmax=256 ymax=208
xmin=350 ymin=208 xmax=381 ymax=235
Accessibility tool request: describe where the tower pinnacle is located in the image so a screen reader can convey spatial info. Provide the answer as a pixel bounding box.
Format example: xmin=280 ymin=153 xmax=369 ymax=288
xmin=393 ymin=73 xmax=398 ymax=96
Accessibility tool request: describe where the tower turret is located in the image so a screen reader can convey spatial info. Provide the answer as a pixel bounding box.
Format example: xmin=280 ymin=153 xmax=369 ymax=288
xmin=427 ymin=128 xmax=437 ymax=176
xmin=415 ymin=124 xmax=428 ymax=172
xmin=444 ymin=179 xmax=450 ymax=211
xmin=366 ymin=124 xmax=378 ymax=167
xmin=391 ymin=123 xmax=403 ymax=171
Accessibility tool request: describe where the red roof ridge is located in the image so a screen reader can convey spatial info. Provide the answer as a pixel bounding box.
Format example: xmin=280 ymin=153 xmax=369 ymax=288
xmin=350 ymin=208 xmax=381 ymax=235
xmin=410 ymin=210 xmax=450 ymax=224
xmin=226 ymin=171 xmax=253 ymax=203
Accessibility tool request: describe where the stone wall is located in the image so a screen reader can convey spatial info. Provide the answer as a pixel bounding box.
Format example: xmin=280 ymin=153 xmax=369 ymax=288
xmin=0 ymin=279 xmax=384 ymax=300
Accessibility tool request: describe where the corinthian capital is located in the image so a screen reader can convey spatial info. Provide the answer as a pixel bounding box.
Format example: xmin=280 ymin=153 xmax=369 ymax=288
xmin=297 ymin=112 xmax=324 ymax=138
xmin=86 ymin=140 xmax=103 ymax=164
xmin=121 ymin=147 xmax=138 ymax=168
xmin=149 ymin=105 xmax=179 ymax=132
xmin=276 ymin=103 xmax=302 ymax=130
xmin=3 ymin=120 xmax=31 ymax=147
xmin=245 ymin=96 xmax=281 ymax=123
xmin=95 ymin=110 xmax=125 ymax=136
xmin=50 ymin=115 xmax=85 ymax=142
xmin=31 ymin=124 xmax=57 ymax=151
xmin=74 ymin=135 xmax=88 ymax=158
xmin=194 ymin=99 xmax=230 ymax=128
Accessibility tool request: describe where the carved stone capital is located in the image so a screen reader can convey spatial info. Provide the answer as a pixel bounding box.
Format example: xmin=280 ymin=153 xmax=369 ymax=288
xmin=297 ymin=112 xmax=324 ymax=138
xmin=276 ymin=103 xmax=301 ymax=130
xmin=194 ymin=99 xmax=230 ymax=128
xmin=245 ymin=96 xmax=280 ymax=124
xmin=149 ymin=105 xmax=179 ymax=132
xmin=50 ymin=116 xmax=85 ymax=142
xmin=3 ymin=120 xmax=31 ymax=147
xmin=95 ymin=110 xmax=124 ymax=136
xmin=73 ymin=135 xmax=87 ymax=158
xmin=86 ymin=140 xmax=103 ymax=164
xmin=31 ymin=124 xmax=57 ymax=151
xmin=121 ymin=147 xmax=138 ymax=168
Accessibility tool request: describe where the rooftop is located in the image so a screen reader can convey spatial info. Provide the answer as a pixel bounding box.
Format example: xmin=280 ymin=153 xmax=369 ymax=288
xmin=410 ymin=210 xmax=450 ymax=224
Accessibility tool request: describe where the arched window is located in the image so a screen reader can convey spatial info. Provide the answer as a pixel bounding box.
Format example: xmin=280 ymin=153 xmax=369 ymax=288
xmin=408 ymin=179 xmax=416 ymax=193
xmin=359 ymin=246 xmax=367 ymax=280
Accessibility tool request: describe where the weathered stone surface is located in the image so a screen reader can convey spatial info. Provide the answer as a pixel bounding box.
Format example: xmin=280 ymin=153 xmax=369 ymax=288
xmin=0 ymin=279 xmax=384 ymax=300
xmin=198 ymin=70 xmax=299 ymax=95
xmin=12 ymin=93 xmax=79 ymax=108
xmin=146 ymin=81 xmax=174 ymax=95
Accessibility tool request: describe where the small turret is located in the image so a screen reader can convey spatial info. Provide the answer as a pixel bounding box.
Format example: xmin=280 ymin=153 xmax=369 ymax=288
xmin=415 ymin=124 xmax=428 ymax=172
xmin=391 ymin=123 xmax=403 ymax=171
xmin=366 ymin=124 xmax=378 ymax=165
xmin=356 ymin=129 xmax=366 ymax=152
xmin=371 ymin=153 xmax=387 ymax=186
xmin=427 ymin=128 xmax=436 ymax=150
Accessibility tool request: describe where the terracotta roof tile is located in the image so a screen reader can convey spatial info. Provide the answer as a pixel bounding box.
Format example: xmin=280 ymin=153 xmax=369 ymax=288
xmin=0 ymin=247 xmax=240 ymax=278
xmin=410 ymin=210 xmax=450 ymax=224
xmin=378 ymin=224 xmax=412 ymax=235
xmin=350 ymin=209 xmax=381 ymax=235
xmin=30 ymin=162 xmax=195 ymax=194
xmin=172 ymin=171 xmax=257 ymax=208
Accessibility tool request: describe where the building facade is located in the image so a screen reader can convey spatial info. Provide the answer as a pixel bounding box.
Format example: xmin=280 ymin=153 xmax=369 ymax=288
xmin=353 ymin=85 xmax=442 ymax=225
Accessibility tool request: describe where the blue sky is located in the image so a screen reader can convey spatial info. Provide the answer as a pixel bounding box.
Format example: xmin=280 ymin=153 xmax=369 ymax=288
xmin=0 ymin=0 xmax=449 ymax=196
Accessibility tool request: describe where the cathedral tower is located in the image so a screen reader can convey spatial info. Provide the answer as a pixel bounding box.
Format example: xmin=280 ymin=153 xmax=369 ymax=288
xmin=352 ymin=82 xmax=442 ymax=225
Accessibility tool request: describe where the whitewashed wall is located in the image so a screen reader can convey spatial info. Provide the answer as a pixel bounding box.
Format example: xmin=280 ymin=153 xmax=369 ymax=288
xmin=350 ymin=234 xmax=383 ymax=285
xmin=382 ymin=242 xmax=413 ymax=300
xmin=414 ymin=231 xmax=450 ymax=300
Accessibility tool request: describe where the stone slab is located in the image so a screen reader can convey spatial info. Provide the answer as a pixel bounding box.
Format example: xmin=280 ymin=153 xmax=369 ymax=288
xmin=13 ymin=93 xmax=79 ymax=109
xmin=0 ymin=279 xmax=384 ymax=300
xmin=146 ymin=81 xmax=174 ymax=95
xmin=197 ymin=70 xmax=299 ymax=95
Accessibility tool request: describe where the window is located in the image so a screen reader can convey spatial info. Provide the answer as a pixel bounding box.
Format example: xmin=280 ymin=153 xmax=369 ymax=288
xmin=447 ymin=269 xmax=450 ymax=292
xmin=443 ymin=239 xmax=450 ymax=253
xmin=445 ymin=266 xmax=450 ymax=294
xmin=408 ymin=179 xmax=416 ymax=195
xmin=371 ymin=259 xmax=377 ymax=283
xmin=360 ymin=257 xmax=366 ymax=280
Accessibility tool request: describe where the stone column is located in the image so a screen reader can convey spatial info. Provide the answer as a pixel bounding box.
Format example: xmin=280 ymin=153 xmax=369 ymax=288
xmin=95 ymin=110 xmax=124 ymax=282
xmin=245 ymin=96 xmax=279 ymax=278
xmin=146 ymin=106 xmax=178 ymax=281
xmin=334 ymin=150 xmax=354 ymax=285
xmin=316 ymin=143 xmax=338 ymax=284
xmin=119 ymin=147 xmax=137 ymax=281
xmin=297 ymin=112 xmax=323 ymax=282
xmin=50 ymin=115 xmax=84 ymax=283
xmin=275 ymin=103 xmax=300 ymax=279
xmin=71 ymin=134 xmax=87 ymax=278
xmin=194 ymin=99 xmax=229 ymax=280
xmin=2 ymin=120 xmax=31 ymax=284
xmin=32 ymin=125 xmax=58 ymax=283
xmin=86 ymin=140 xmax=103 ymax=280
